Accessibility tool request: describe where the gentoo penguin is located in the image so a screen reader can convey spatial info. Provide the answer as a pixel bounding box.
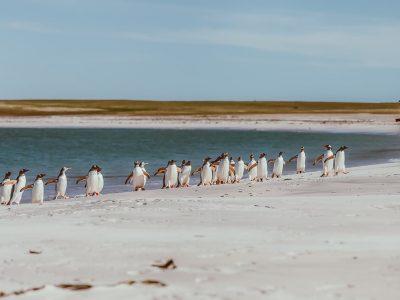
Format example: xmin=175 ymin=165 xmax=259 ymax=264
xmin=314 ymin=145 xmax=334 ymax=177
xmin=235 ymin=156 xmax=246 ymax=183
xmin=154 ymin=160 xmax=170 ymax=188
xmin=125 ymin=161 xmax=150 ymax=191
xmin=270 ymin=152 xmax=285 ymax=178
xmin=0 ymin=172 xmax=13 ymax=205
xmin=7 ymin=168 xmax=29 ymax=205
xmin=192 ymin=157 xmax=213 ymax=186
xmin=76 ymin=165 xmax=98 ymax=196
xmin=165 ymin=160 xmax=180 ymax=188
xmin=228 ymin=157 xmax=236 ymax=183
xmin=21 ymin=173 xmax=46 ymax=204
xmin=215 ymin=153 xmax=230 ymax=184
xmin=179 ymin=161 xmax=192 ymax=187
xmin=96 ymin=166 xmax=104 ymax=195
xmin=256 ymin=153 xmax=268 ymax=182
xmin=247 ymin=154 xmax=257 ymax=181
xmin=288 ymin=147 xmax=306 ymax=174
xmin=335 ymin=146 xmax=349 ymax=175
xmin=45 ymin=167 xmax=71 ymax=199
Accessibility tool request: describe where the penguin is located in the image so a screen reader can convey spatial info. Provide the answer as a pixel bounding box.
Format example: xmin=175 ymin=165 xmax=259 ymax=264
xmin=154 ymin=160 xmax=170 ymax=188
xmin=125 ymin=161 xmax=150 ymax=191
xmin=21 ymin=173 xmax=46 ymax=204
xmin=76 ymin=165 xmax=98 ymax=196
xmin=215 ymin=153 xmax=230 ymax=184
xmin=164 ymin=160 xmax=180 ymax=188
xmin=314 ymin=145 xmax=334 ymax=177
xmin=96 ymin=165 xmax=104 ymax=195
xmin=192 ymin=157 xmax=213 ymax=186
xmin=229 ymin=157 xmax=236 ymax=183
xmin=7 ymin=168 xmax=29 ymax=205
xmin=235 ymin=156 xmax=246 ymax=183
xmin=288 ymin=147 xmax=306 ymax=174
xmin=45 ymin=167 xmax=71 ymax=199
xmin=256 ymin=153 xmax=268 ymax=182
xmin=0 ymin=172 xmax=13 ymax=205
xmin=335 ymin=146 xmax=349 ymax=175
xmin=179 ymin=160 xmax=192 ymax=187
xmin=247 ymin=154 xmax=257 ymax=181
xmin=270 ymin=152 xmax=285 ymax=178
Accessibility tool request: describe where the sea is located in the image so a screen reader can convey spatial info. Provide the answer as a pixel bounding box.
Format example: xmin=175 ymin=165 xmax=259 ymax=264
xmin=0 ymin=128 xmax=399 ymax=202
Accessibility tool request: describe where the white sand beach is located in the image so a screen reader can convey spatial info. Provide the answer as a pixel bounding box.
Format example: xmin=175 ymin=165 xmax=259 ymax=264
xmin=1 ymin=162 xmax=399 ymax=299
xmin=0 ymin=114 xmax=399 ymax=134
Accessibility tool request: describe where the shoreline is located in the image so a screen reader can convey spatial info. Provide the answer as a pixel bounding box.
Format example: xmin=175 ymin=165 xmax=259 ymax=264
xmin=0 ymin=114 xmax=399 ymax=134
xmin=0 ymin=161 xmax=399 ymax=299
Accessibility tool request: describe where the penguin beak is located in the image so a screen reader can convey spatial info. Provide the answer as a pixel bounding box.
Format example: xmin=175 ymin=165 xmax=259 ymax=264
xmin=23 ymin=169 xmax=29 ymax=173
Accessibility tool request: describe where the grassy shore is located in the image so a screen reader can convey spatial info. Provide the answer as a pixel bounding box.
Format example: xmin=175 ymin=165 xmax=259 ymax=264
xmin=0 ymin=100 xmax=399 ymax=116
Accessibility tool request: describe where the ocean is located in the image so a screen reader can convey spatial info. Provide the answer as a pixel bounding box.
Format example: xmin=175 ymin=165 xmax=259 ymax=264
xmin=0 ymin=128 xmax=399 ymax=202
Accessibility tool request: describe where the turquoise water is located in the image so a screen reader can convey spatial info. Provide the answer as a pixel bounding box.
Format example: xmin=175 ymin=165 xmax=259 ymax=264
xmin=0 ymin=128 xmax=399 ymax=201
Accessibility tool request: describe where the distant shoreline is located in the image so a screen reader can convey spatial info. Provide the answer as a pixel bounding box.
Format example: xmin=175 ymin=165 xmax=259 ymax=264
xmin=0 ymin=100 xmax=399 ymax=116
xmin=0 ymin=113 xmax=398 ymax=134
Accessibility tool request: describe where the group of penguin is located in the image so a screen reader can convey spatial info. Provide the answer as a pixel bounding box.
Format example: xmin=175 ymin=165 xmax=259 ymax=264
xmin=0 ymin=144 xmax=348 ymax=205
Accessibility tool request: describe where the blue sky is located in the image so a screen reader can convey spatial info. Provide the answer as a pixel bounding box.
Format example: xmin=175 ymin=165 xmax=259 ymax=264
xmin=1 ymin=0 xmax=399 ymax=101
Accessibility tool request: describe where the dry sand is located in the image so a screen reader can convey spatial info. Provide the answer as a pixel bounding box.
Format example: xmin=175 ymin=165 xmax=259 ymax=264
xmin=0 ymin=113 xmax=399 ymax=134
xmin=0 ymin=162 xmax=399 ymax=299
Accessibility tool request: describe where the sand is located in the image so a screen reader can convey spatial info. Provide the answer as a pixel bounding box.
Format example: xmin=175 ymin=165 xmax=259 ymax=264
xmin=0 ymin=113 xmax=399 ymax=134
xmin=0 ymin=161 xmax=399 ymax=299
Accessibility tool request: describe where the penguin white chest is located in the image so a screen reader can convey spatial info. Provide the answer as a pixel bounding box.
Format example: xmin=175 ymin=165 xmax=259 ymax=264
xmin=57 ymin=175 xmax=67 ymax=196
xmin=323 ymin=150 xmax=334 ymax=174
xmin=297 ymin=152 xmax=306 ymax=171
xmin=165 ymin=165 xmax=178 ymax=187
xmin=132 ymin=166 xmax=145 ymax=189
xmin=217 ymin=158 xmax=230 ymax=183
xmin=86 ymin=171 xmax=98 ymax=194
xmin=201 ymin=163 xmax=212 ymax=184
xmin=273 ymin=157 xmax=285 ymax=176
xmin=32 ymin=179 xmax=44 ymax=204
xmin=248 ymin=159 xmax=257 ymax=180
xmin=257 ymin=157 xmax=268 ymax=179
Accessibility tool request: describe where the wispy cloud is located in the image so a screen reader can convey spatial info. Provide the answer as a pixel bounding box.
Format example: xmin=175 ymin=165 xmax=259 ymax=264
xmin=3 ymin=20 xmax=59 ymax=34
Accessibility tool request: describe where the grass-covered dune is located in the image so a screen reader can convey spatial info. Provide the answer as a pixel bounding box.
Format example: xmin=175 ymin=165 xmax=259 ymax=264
xmin=0 ymin=100 xmax=399 ymax=116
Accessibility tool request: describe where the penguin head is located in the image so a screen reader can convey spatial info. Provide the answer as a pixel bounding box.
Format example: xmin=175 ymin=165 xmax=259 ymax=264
xmin=4 ymin=172 xmax=11 ymax=179
xmin=90 ymin=165 xmax=97 ymax=171
xmin=204 ymin=157 xmax=211 ymax=163
xmin=342 ymin=145 xmax=349 ymax=150
xmin=259 ymin=153 xmax=266 ymax=158
xmin=19 ymin=169 xmax=29 ymax=175
xmin=324 ymin=144 xmax=332 ymax=150
xmin=237 ymin=156 xmax=242 ymax=161
xmin=170 ymin=160 xmax=176 ymax=165
xmin=134 ymin=161 xmax=140 ymax=167
xmin=278 ymin=151 xmax=283 ymax=156
xmin=300 ymin=146 xmax=305 ymax=151
xmin=62 ymin=167 xmax=71 ymax=173
xmin=36 ymin=173 xmax=46 ymax=180
xmin=249 ymin=154 xmax=254 ymax=159
xmin=181 ymin=160 xmax=186 ymax=165
xmin=185 ymin=160 xmax=191 ymax=166
xmin=96 ymin=166 xmax=102 ymax=172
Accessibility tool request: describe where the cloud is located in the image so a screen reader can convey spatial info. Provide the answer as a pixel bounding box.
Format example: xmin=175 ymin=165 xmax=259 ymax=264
xmin=3 ymin=20 xmax=59 ymax=34
xmin=117 ymin=11 xmax=400 ymax=68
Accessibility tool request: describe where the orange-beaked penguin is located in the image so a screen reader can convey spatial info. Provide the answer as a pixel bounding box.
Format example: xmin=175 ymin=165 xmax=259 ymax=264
xmin=335 ymin=146 xmax=349 ymax=175
xmin=8 ymin=168 xmax=29 ymax=205
xmin=247 ymin=154 xmax=257 ymax=181
xmin=215 ymin=152 xmax=230 ymax=184
xmin=179 ymin=160 xmax=192 ymax=187
xmin=165 ymin=160 xmax=180 ymax=188
xmin=314 ymin=145 xmax=334 ymax=177
xmin=0 ymin=172 xmax=13 ymax=205
xmin=288 ymin=146 xmax=306 ymax=174
xmin=271 ymin=152 xmax=285 ymax=178
xmin=235 ymin=156 xmax=246 ymax=183
xmin=125 ymin=161 xmax=150 ymax=191
xmin=192 ymin=157 xmax=213 ymax=186
xmin=76 ymin=165 xmax=98 ymax=196
xmin=45 ymin=167 xmax=71 ymax=199
xmin=21 ymin=173 xmax=46 ymax=204
xmin=256 ymin=153 xmax=268 ymax=182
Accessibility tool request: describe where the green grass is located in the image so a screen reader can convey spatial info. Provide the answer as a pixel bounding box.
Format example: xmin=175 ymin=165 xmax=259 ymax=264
xmin=0 ymin=100 xmax=398 ymax=116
